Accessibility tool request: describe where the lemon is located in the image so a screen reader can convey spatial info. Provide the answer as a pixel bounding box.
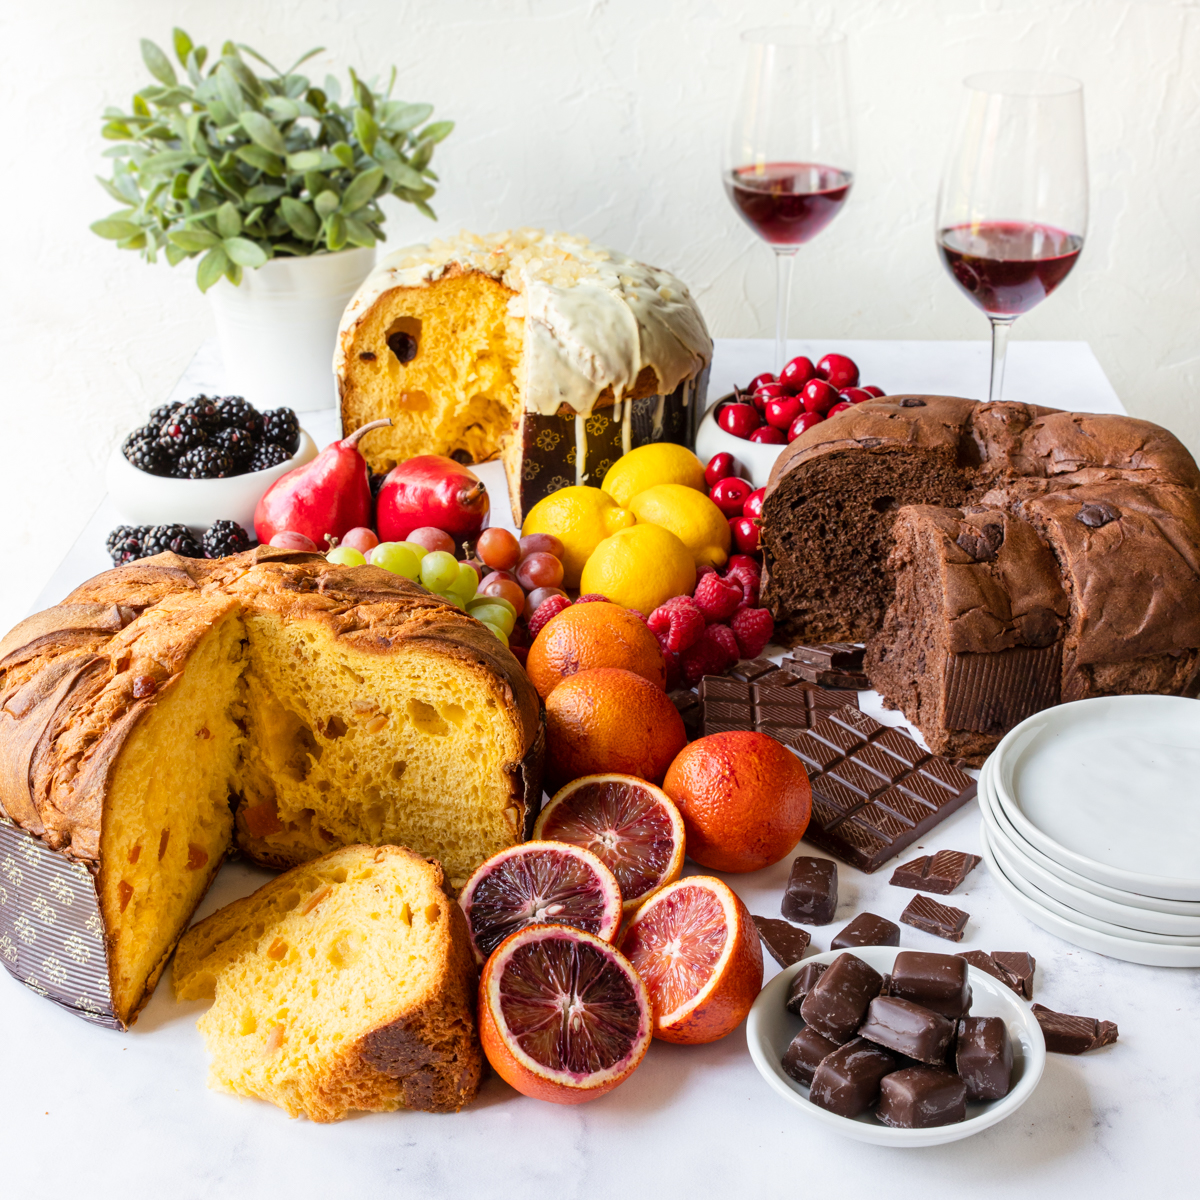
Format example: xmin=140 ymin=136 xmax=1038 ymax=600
xmin=522 ymin=486 xmax=636 ymax=587
xmin=580 ymin=524 xmax=697 ymax=616
xmin=628 ymin=483 xmax=732 ymax=570
xmin=600 ymin=443 xmax=707 ymax=508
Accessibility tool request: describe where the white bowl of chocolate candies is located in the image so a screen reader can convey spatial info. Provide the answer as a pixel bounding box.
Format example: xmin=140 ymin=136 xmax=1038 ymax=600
xmin=746 ymin=945 xmax=1046 ymax=1146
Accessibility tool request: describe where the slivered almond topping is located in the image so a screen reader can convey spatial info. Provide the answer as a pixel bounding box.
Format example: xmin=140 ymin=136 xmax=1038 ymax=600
xmin=117 ymin=881 xmax=133 ymax=912
xmin=301 ymin=885 xmax=333 ymax=915
xmin=186 ymin=843 xmax=209 ymax=871
xmin=266 ymin=937 xmax=288 ymax=960
xmin=127 ymin=845 xmax=141 ymax=865
xmin=158 ymin=829 xmax=170 ymax=860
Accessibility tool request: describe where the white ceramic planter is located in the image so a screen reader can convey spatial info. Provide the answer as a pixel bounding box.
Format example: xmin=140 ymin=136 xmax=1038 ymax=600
xmin=207 ymin=247 xmax=374 ymax=413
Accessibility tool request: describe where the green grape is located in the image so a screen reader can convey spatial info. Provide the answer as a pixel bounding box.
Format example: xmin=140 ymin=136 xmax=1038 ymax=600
xmin=468 ymin=602 xmax=516 ymax=636
xmin=368 ymin=542 xmax=421 ymax=580
xmin=480 ymin=620 xmax=509 ymax=647
xmin=449 ymin=563 xmax=479 ymax=602
xmin=467 ymin=595 xmax=516 ymax=619
xmin=436 ymin=591 xmax=463 ymax=610
xmin=419 ymin=550 xmax=461 ymax=593
xmin=326 ymin=546 xmax=367 ymax=567
xmin=397 ymin=540 xmax=428 ymax=561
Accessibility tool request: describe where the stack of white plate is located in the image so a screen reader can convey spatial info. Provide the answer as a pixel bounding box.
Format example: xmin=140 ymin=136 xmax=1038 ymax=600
xmin=979 ymin=694 xmax=1200 ymax=968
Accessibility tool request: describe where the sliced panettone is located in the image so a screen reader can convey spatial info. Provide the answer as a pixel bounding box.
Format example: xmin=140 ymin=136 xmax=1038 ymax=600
xmin=173 ymin=844 xmax=482 ymax=1119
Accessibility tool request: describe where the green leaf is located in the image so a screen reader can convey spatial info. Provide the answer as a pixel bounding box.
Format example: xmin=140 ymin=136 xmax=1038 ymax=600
xmin=215 ymin=201 xmax=242 ymax=238
xmin=235 ymin=144 xmax=284 ymax=175
xmin=409 ymin=140 xmax=434 ymax=171
xmin=306 ymin=87 xmax=327 ymax=113
xmin=314 ymin=189 xmax=340 ymax=218
xmin=236 ymin=43 xmax=284 ymax=77
xmin=173 ymin=28 xmax=193 ymax=66
xmin=141 ymin=149 xmax=195 ymax=174
xmin=323 ymin=74 xmax=342 ymax=104
xmin=101 ymin=121 xmax=133 ymax=140
xmin=185 ymin=48 xmax=205 ymax=87
xmin=225 ymin=260 xmax=244 ymax=287
xmin=95 ymin=175 xmax=130 ymax=203
xmin=245 ymin=183 xmax=286 ymax=205
xmin=222 ymin=53 xmax=265 ymax=100
xmin=133 ymin=94 xmax=151 ymax=118
xmin=340 ymin=166 xmax=384 ymax=213
xmin=165 ymin=242 xmax=188 ymax=266
xmin=286 ymin=46 xmax=326 ymax=73
xmin=413 ymin=198 xmax=436 ymax=221
xmin=243 ymin=205 xmax=264 ymax=229
xmin=353 ymin=108 xmax=378 ymax=157
xmin=171 ymin=172 xmax=190 ymax=200
xmin=280 ymin=196 xmax=320 ymax=240
xmin=118 ymin=232 xmax=148 ymax=250
xmin=240 ymin=111 xmax=286 ymax=155
xmin=380 ymin=158 xmax=426 ymax=190
xmin=196 ymin=245 xmax=229 ymax=291
xmin=169 ymin=229 xmax=220 ymax=252
xmin=343 ymin=216 xmax=376 ymax=248
xmin=187 ymin=163 xmax=208 ymax=199
xmin=331 ymin=141 xmax=355 ymax=168
xmin=216 ymin=65 xmax=245 ymax=116
xmin=384 ymin=102 xmax=433 ymax=133
xmin=286 ymin=149 xmax=324 ymax=172
xmin=223 ymin=236 xmax=268 ymax=268
xmin=264 ymin=96 xmax=300 ymax=123
xmin=418 ymin=119 xmax=454 ymax=145
xmin=91 ymin=218 xmax=143 ymax=240
xmin=141 ymin=39 xmax=177 ymax=86
xmin=326 ymin=212 xmax=347 ymax=251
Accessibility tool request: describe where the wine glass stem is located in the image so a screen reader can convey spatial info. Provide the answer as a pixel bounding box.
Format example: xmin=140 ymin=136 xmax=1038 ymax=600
xmin=987 ymin=317 xmax=1016 ymax=404
xmin=773 ymin=248 xmax=798 ymax=374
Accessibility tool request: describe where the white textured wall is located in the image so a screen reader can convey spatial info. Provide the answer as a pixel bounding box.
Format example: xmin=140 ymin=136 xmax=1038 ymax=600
xmin=2 ymin=0 xmax=1198 ymax=631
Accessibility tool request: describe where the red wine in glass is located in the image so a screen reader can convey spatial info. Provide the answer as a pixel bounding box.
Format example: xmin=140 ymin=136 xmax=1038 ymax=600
xmin=726 ymin=162 xmax=853 ymax=246
xmin=938 ymin=221 xmax=1083 ymax=316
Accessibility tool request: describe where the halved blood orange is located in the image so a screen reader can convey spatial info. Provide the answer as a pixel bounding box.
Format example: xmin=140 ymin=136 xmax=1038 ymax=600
xmin=459 ymin=842 xmax=623 ymax=964
xmin=479 ymin=924 xmax=652 ymax=1104
xmin=533 ymin=774 xmax=686 ymax=913
xmin=619 ymin=876 xmax=763 ymax=1045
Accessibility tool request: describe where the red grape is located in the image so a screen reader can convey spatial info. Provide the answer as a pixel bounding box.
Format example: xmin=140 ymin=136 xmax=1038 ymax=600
xmin=340 ymin=526 xmax=378 ymax=553
xmin=516 ymin=552 xmax=564 ymax=591
xmin=710 ymin=476 xmax=753 ymax=517
xmin=749 ymin=425 xmax=785 ymax=444
xmin=480 ymin=574 xmax=526 ymax=615
xmin=526 ymin=586 xmax=568 ymax=612
xmin=477 ymin=527 xmax=520 ymax=571
xmin=406 ymin=527 xmax=455 ymax=554
xmin=704 ymin=452 xmax=734 ymax=488
xmin=269 ymin=531 xmax=318 ymax=551
xmin=519 ymin=533 xmax=565 ymax=560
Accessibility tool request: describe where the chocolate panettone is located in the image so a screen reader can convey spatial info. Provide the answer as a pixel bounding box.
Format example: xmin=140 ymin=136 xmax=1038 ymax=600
xmin=335 ymin=229 xmax=712 ymax=524
xmin=0 ymin=548 xmax=542 ymax=1028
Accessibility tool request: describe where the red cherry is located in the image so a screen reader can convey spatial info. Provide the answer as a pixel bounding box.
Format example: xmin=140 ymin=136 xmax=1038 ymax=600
xmin=817 ymin=353 xmax=859 ymax=390
xmin=827 ymin=401 xmax=853 ymax=417
xmin=710 ymin=476 xmax=753 ymax=517
xmin=718 ymin=402 xmax=760 ymax=439
xmin=779 ymin=356 xmax=817 ymax=394
xmin=764 ymin=395 xmax=803 ymax=430
xmin=788 ymin=411 xmax=825 ymax=440
xmin=749 ymin=390 xmax=769 ymax=414
xmin=743 ymin=488 xmax=766 ymax=520
xmin=729 ymin=516 xmax=761 ymax=555
xmin=801 ymin=379 xmax=840 ymax=415
xmin=704 ymin=452 xmax=734 ymax=488
xmin=747 ymin=372 xmax=777 ymax=392
xmin=861 ymin=385 xmax=885 ymax=398
xmin=839 ymin=387 xmax=873 ymax=404
xmin=749 ymin=425 xmax=786 ymax=444
xmin=755 ymin=382 xmax=787 ymax=402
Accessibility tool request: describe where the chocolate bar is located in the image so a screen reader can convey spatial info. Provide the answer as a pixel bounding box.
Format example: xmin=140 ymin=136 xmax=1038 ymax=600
xmin=752 ymin=916 xmax=811 ymax=967
xmin=859 ymin=996 xmax=955 ymax=1064
xmin=957 ymin=950 xmax=1035 ymax=999
xmin=781 ymin=1025 xmax=841 ymax=1087
xmin=787 ymin=706 xmax=977 ymax=872
xmin=1031 ymin=1004 xmax=1118 ymax=1054
xmin=877 ymin=1067 xmax=967 ymax=1129
xmin=782 ymin=656 xmax=869 ymax=689
xmin=956 ymin=1016 xmax=1013 ymax=1100
xmin=830 ymin=912 xmax=900 ymax=950
xmin=900 ymin=894 xmax=969 ymax=942
xmin=889 ymin=850 xmax=981 ymax=894
xmin=668 ymin=689 xmax=702 ymax=738
xmin=727 ymin=657 xmax=782 ymax=682
xmin=785 ymin=961 xmax=828 ymax=1016
xmin=788 ymin=643 xmax=866 ymax=672
xmin=697 ymin=676 xmax=858 ymax=739
xmin=800 ymin=952 xmax=884 ymax=1043
xmin=890 ymin=951 xmax=972 ymax=1020
xmin=810 ymin=1038 xmax=897 ymax=1118
xmin=781 ymin=856 xmax=838 ymax=924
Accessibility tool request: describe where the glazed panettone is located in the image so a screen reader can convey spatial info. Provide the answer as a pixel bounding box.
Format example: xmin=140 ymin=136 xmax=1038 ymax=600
xmin=335 ymin=229 xmax=713 ymax=524
xmin=760 ymin=397 xmax=1200 ymax=760
xmin=173 ymin=844 xmax=482 ymax=1120
xmin=0 ymin=548 xmax=542 ymax=1027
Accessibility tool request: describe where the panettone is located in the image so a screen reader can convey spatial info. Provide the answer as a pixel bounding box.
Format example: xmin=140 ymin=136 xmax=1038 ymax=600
xmin=173 ymin=844 xmax=482 ymax=1120
xmin=334 ymin=229 xmax=713 ymax=524
xmin=0 ymin=548 xmax=542 ymax=1027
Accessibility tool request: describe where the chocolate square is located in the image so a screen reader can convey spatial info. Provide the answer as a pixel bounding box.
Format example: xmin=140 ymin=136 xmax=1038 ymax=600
xmin=1031 ymin=1004 xmax=1118 ymax=1054
xmin=752 ymin=916 xmax=811 ymax=968
xmin=899 ymin=894 xmax=970 ymax=942
xmin=830 ymin=912 xmax=901 ymax=950
xmin=890 ymin=850 xmax=981 ymax=894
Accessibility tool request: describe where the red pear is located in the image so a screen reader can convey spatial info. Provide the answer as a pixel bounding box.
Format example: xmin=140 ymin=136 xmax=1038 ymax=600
xmin=377 ymin=455 xmax=490 ymax=543
xmin=254 ymin=418 xmax=391 ymax=547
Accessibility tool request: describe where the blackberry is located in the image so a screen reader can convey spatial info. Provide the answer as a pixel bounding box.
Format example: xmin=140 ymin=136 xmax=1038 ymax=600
xmin=260 ymin=407 xmax=300 ymax=454
xmin=214 ymin=396 xmax=261 ymax=436
xmin=143 ymin=524 xmax=203 ymax=558
xmin=149 ymin=401 xmax=182 ymax=425
xmin=106 ymin=525 xmax=151 ymax=566
xmin=249 ymin=441 xmax=291 ymax=472
xmin=157 ymin=413 xmax=207 ymax=458
xmin=213 ymin=426 xmax=256 ymax=469
xmin=202 ymin=520 xmax=252 ymax=558
xmin=122 ymin=426 xmax=171 ymax=475
xmin=175 ymin=395 xmax=223 ymax=433
xmin=175 ymin=443 xmax=235 ymax=479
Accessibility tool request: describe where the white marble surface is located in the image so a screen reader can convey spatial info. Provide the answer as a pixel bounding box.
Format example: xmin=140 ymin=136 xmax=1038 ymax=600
xmin=8 ymin=339 xmax=1194 ymax=1200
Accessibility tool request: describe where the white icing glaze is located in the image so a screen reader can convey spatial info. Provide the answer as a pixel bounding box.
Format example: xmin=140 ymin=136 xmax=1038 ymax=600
xmin=335 ymin=229 xmax=712 ymax=418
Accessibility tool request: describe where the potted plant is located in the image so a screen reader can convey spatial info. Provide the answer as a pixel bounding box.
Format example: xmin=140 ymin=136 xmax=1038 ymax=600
xmin=92 ymin=29 xmax=453 ymax=410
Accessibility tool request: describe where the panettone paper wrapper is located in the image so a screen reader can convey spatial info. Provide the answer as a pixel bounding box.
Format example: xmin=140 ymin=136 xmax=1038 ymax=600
xmin=0 ymin=815 xmax=120 ymax=1029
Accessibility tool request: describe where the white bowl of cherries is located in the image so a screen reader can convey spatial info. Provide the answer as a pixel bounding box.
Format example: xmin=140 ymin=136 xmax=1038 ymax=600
xmin=695 ymin=353 xmax=885 ymax=489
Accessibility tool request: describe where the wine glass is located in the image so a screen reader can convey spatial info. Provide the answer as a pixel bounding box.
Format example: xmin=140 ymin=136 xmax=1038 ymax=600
xmin=936 ymin=72 xmax=1088 ymax=403
xmin=724 ymin=27 xmax=855 ymax=375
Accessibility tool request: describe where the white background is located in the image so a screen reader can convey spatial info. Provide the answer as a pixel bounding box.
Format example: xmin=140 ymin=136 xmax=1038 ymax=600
xmin=1 ymin=0 xmax=1198 ymax=631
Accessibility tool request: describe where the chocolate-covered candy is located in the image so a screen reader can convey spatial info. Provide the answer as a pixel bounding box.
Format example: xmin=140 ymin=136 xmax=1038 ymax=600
xmin=877 ymin=1066 xmax=967 ymax=1129
xmin=809 ymin=1038 xmax=897 ymax=1118
xmin=782 ymin=856 xmax=839 ymax=924
xmin=1032 ymin=1004 xmax=1118 ymax=1054
xmin=781 ymin=1025 xmax=842 ymax=1087
xmin=800 ymin=952 xmax=883 ymax=1043
xmin=753 ymin=916 xmax=811 ymax=967
xmin=785 ymin=961 xmax=828 ymax=1016
xmin=890 ymin=850 xmax=981 ymax=895
xmin=956 ymin=1016 xmax=1013 ymax=1099
xmin=830 ymin=911 xmax=901 ymax=949
xmin=890 ymin=951 xmax=972 ymax=1020
xmin=858 ymin=996 xmax=955 ymax=1064
xmin=899 ymin=893 xmax=969 ymax=941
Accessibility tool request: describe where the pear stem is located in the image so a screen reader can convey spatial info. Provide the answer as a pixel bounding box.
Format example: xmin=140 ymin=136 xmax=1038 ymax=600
xmin=343 ymin=417 xmax=393 ymax=447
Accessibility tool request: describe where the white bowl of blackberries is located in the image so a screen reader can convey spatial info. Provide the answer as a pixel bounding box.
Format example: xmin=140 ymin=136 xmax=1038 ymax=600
xmin=106 ymin=394 xmax=317 ymax=533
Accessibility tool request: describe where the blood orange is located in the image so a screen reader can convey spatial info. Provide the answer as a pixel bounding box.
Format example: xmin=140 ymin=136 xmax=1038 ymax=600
xmin=458 ymin=842 xmax=623 ymax=964
xmin=534 ymin=774 xmax=686 ymax=914
xmin=479 ymin=924 xmax=652 ymax=1104
xmin=619 ymin=876 xmax=763 ymax=1044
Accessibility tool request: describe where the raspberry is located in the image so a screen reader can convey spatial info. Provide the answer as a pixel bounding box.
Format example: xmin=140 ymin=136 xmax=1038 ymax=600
xmin=724 ymin=555 xmax=762 ymax=609
xmin=731 ymin=606 xmax=775 ymax=658
xmin=680 ymin=623 xmax=739 ymax=686
xmin=528 ymin=594 xmax=571 ymax=638
xmin=692 ymin=570 xmax=742 ymax=623
xmin=574 ymin=593 xmax=611 ymax=605
xmin=647 ymin=596 xmax=706 ymax=654
xmin=695 ymin=564 xmax=717 ymax=582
